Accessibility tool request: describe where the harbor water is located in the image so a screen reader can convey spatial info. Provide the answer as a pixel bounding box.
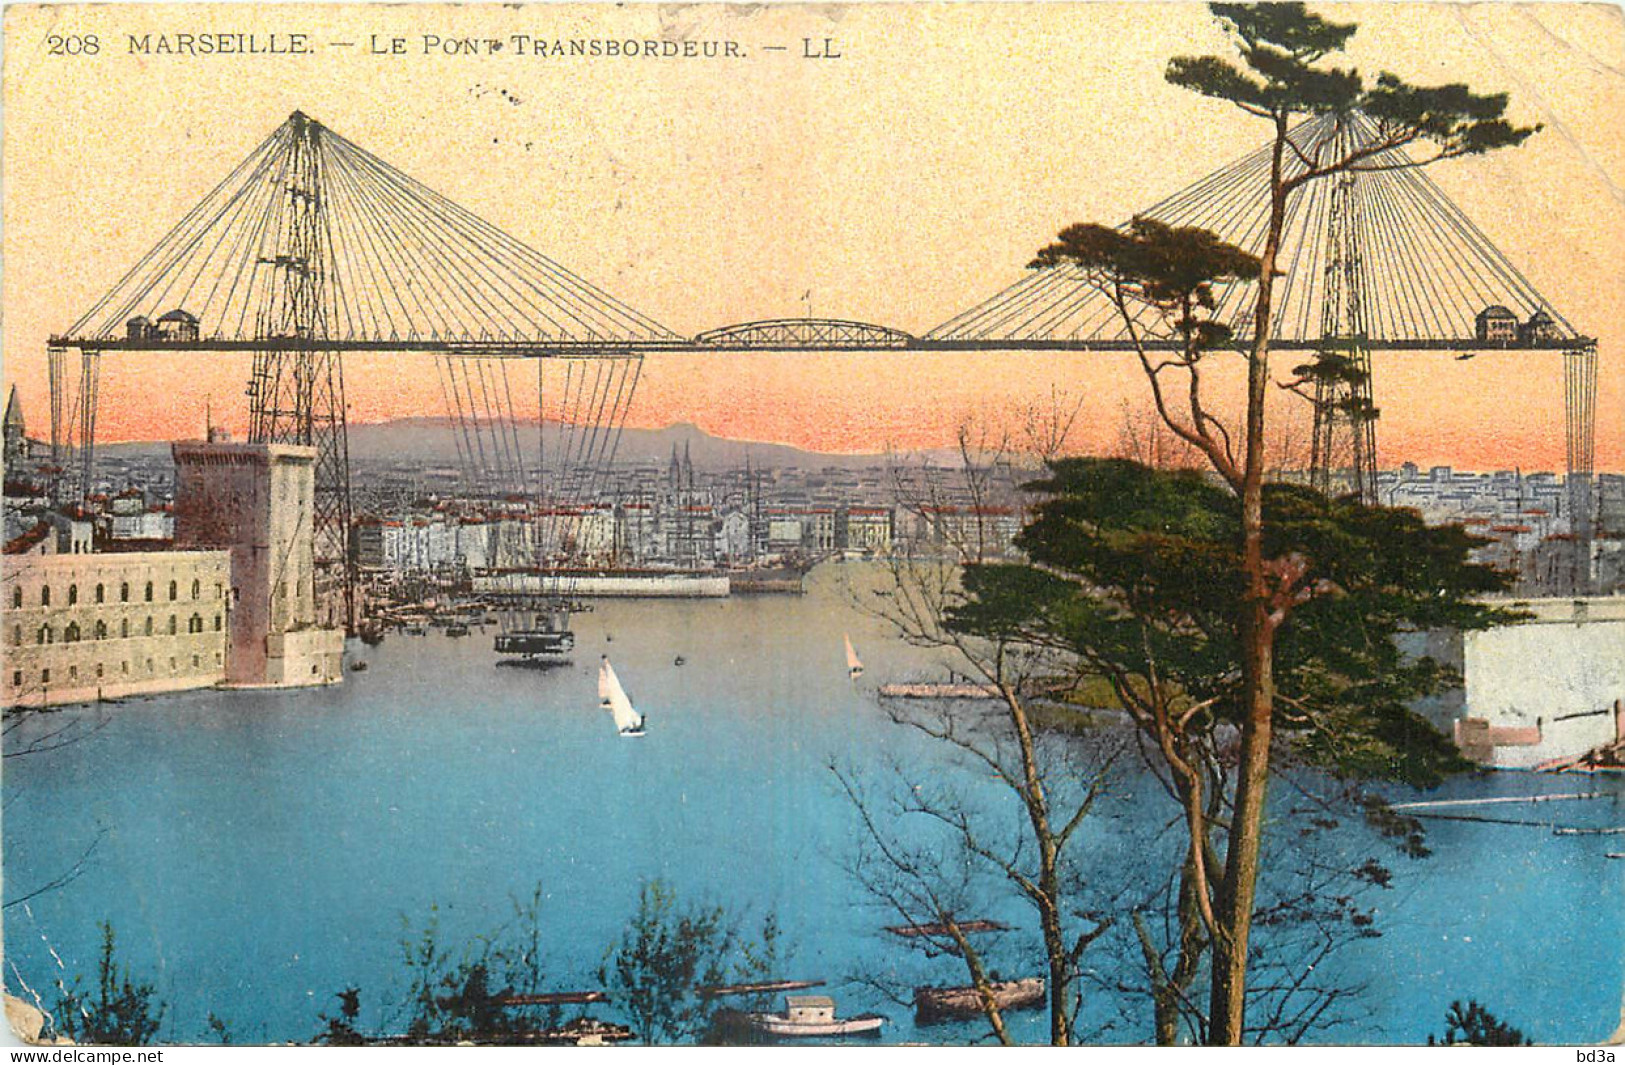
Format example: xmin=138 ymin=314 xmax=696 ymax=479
xmin=4 ymin=567 xmax=1622 ymax=1044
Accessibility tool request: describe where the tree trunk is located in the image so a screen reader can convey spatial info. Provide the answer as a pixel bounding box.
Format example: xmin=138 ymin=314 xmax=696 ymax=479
xmin=1207 ymin=114 xmax=1289 ymax=1047
xmin=1004 ymin=683 xmax=1073 ymax=1045
xmin=954 ymin=929 xmax=1014 ymax=1046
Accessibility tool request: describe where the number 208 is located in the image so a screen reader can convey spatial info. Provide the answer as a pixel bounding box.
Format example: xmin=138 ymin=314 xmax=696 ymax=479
xmin=47 ymin=34 xmax=100 ymax=55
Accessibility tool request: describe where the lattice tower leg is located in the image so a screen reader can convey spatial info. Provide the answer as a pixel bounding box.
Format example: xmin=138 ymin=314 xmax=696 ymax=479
xmin=249 ymin=349 xmax=355 ymax=631
xmin=44 ymin=344 xmax=102 ymax=507
xmin=1310 ymin=367 xmax=1339 ymax=498
xmin=47 ymin=344 xmax=70 ymax=505
xmin=78 ymin=349 xmax=101 ymax=504
xmin=1351 ymin=344 xmax=1378 ymax=505
xmin=1308 ymin=345 xmax=1378 ymax=505
xmin=1565 ymin=344 xmax=1598 ymax=595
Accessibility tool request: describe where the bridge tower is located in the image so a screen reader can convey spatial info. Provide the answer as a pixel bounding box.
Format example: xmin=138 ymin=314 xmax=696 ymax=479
xmin=245 ymin=112 xmax=354 ymax=629
xmin=1309 ymin=169 xmax=1379 ymax=503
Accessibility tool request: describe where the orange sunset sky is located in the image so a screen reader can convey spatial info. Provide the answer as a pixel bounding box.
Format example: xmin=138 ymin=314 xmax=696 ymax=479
xmin=3 ymin=2 xmax=1623 ymax=470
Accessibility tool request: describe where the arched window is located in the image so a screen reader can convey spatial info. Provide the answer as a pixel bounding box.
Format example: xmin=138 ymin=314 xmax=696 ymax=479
xmin=68 ymin=584 xmax=78 ymax=606
xmin=167 ymin=615 xmax=177 ymax=635
xmin=168 ymin=580 xmax=178 ymax=601
xmin=144 ymin=581 xmax=153 ymax=602
xmin=94 ymin=620 xmax=107 ymax=640
xmin=41 ymin=586 xmax=50 ymax=607
xmin=191 ymin=579 xmax=200 ymax=600
xmin=64 ymin=622 xmax=81 ymax=643
xmin=214 ymin=615 xmax=222 ymax=632
xmin=11 ymin=586 xmax=21 ymax=608
xmin=144 ymin=617 xmax=153 ymax=636
xmin=37 ymin=625 xmax=51 ymax=645
xmin=188 ymin=614 xmax=202 ymax=634
xmin=95 ymin=583 xmax=105 ymax=603
xmin=121 ymin=618 xmax=129 ymax=638
xmin=120 ymin=582 xmax=129 ymax=602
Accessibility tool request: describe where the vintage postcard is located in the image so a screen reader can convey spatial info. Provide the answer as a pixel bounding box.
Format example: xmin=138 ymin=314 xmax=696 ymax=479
xmin=2 ymin=0 xmax=1622 ymax=1051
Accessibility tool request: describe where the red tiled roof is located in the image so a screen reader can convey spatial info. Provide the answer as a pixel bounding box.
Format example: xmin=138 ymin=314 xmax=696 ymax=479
xmin=3 ymin=520 xmax=51 ymax=555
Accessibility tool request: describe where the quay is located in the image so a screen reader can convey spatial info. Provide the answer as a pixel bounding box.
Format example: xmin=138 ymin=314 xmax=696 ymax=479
xmin=879 ymin=682 xmax=1001 ymax=699
xmin=474 ymin=570 xmax=730 ymax=599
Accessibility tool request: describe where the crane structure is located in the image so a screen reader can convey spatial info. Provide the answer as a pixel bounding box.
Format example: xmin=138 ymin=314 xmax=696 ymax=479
xmin=46 ymin=110 xmax=1602 ymax=620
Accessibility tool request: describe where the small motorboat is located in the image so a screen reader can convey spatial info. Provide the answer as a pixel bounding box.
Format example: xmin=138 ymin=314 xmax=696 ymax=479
xmin=744 ymin=995 xmax=884 ymax=1039
xmin=914 ymin=978 xmax=1045 ymax=1023
xmin=674 ymin=655 xmax=686 ymax=667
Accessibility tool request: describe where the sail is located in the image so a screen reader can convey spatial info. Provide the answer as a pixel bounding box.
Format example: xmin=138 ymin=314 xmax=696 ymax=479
xmin=603 ymin=659 xmax=644 ymax=734
xmin=598 ymin=657 xmax=613 ymax=709
xmin=845 ymin=634 xmax=864 ymax=677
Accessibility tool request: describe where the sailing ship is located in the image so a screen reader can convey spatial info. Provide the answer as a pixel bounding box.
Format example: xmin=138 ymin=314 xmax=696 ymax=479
xmin=844 ymin=634 xmax=864 ymax=680
xmin=598 ymin=657 xmax=613 ymax=710
xmin=600 ymin=656 xmax=645 ymax=737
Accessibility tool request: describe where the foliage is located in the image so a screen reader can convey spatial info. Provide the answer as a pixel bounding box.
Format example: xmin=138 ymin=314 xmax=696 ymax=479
xmin=396 ymin=885 xmax=560 ymax=1043
xmin=1428 ymin=999 xmax=1532 ymax=1046
xmin=946 ymin=458 xmax=1517 ymax=1042
xmin=1166 ymin=3 xmax=1537 ymax=163
xmin=314 ymin=988 xmax=365 ymax=1046
xmin=957 ymin=458 xmax=1514 ymax=785
xmin=53 ymin=922 xmax=165 ymax=1046
xmin=599 ymin=880 xmax=770 ymax=1045
xmin=847 ymin=425 xmax=1122 ymax=1045
xmin=321 ymin=882 xmax=782 ymax=1046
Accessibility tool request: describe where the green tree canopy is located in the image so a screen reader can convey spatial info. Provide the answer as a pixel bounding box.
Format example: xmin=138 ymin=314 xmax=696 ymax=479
xmin=1167 ymin=2 xmax=1538 ymax=171
xmin=948 ymin=458 xmax=1517 ymax=788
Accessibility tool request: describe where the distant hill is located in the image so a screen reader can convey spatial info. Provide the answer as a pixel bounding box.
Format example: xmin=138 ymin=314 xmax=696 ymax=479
xmin=346 ymin=418 xmax=917 ymax=469
xmin=96 ymin=419 xmax=945 ymax=470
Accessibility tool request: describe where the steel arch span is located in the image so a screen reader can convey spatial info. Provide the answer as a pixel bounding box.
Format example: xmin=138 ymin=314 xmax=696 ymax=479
xmin=693 ymin=318 xmax=915 ymax=350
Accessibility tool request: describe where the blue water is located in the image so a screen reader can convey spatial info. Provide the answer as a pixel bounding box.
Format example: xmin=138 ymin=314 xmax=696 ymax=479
xmin=4 ymin=566 xmax=1622 ymax=1045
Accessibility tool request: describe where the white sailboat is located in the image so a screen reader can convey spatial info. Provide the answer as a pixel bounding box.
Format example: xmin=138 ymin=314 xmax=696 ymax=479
xmin=844 ymin=634 xmax=864 ymax=680
xmin=600 ymin=656 xmax=645 ymax=737
xmin=597 ymin=657 xmax=613 ymax=710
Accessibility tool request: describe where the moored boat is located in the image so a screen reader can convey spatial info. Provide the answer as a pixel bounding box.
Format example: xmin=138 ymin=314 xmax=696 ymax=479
xmin=914 ymin=978 xmax=1045 ymax=1023
xmin=844 ymin=634 xmax=864 ymax=679
xmin=745 ymin=995 xmax=884 ymax=1038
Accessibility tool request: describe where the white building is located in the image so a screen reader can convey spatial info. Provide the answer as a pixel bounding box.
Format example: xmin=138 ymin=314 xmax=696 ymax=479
xmin=1412 ymin=597 xmax=1625 ymax=769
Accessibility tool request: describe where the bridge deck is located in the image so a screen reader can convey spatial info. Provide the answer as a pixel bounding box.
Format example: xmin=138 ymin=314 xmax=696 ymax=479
xmin=48 ymin=334 xmax=1593 ymax=355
